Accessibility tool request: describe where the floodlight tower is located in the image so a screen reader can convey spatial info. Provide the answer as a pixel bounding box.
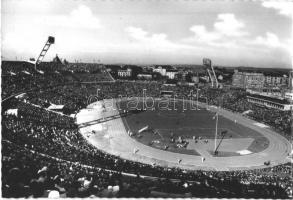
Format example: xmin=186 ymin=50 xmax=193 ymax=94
xmin=35 ymin=36 xmax=55 ymax=69
xmin=203 ymin=58 xmax=218 ymax=88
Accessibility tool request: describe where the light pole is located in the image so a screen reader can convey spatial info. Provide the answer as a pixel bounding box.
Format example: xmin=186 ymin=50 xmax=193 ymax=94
xmin=205 ymin=97 xmax=209 ymax=110
xmin=196 ymin=88 xmax=199 ymax=110
xmin=214 ymin=112 xmax=218 ymax=154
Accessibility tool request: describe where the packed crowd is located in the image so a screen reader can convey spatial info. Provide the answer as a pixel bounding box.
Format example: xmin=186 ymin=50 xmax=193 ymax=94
xmin=2 ymin=103 xmax=291 ymax=198
xmin=63 ymin=63 xmax=114 ymax=82
xmin=1 ymin=61 xmax=76 ymax=100
xmin=1 ymin=61 xmax=112 ymax=100
xmin=26 ymin=81 xmax=292 ymax=139
xmin=2 ymin=141 xmax=151 ymax=198
xmin=6 ymin=139 xmax=288 ymax=198
xmin=2 ymin=61 xmax=292 ymax=198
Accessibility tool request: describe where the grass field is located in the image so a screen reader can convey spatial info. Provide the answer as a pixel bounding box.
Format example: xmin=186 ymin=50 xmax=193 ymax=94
xmin=118 ymin=99 xmax=269 ymax=156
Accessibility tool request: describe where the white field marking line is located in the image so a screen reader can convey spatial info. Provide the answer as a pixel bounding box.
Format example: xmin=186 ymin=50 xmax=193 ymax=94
xmin=156 ymin=127 xmax=242 ymax=141
xmin=120 ymin=112 xmax=131 ymax=133
xmin=158 ymin=128 xmax=226 ymax=130
xmin=154 ymin=130 xmax=164 ymax=140
xmin=113 ymin=101 xmax=134 ymax=138
xmin=105 ymin=69 xmax=116 ymax=82
xmin=223 ymin=127 xmax=242 ymax=138
xmin=192 ymin=146 xmax=213 ymax=159
xmin=157 ymin=127 xmax=233 ymax=137
xmin=140 ymin=129 xmax=164 ymax=140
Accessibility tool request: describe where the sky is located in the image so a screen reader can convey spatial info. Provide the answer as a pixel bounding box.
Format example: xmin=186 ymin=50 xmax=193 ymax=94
xmin=1 ymin=0 xmax=293 ymax=68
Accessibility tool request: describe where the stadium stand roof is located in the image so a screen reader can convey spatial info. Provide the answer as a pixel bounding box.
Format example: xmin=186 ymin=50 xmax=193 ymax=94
xmin=247 ymin=93 xmax=291 ymax=105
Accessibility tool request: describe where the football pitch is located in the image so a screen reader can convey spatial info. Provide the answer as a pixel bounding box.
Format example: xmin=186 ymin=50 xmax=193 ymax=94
xmin=118 ymin=99 xmax=269 ymax=157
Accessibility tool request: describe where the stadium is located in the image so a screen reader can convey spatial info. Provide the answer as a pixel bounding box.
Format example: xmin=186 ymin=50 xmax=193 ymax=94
xmin=1 ymin=32 xmax=292 ymax=197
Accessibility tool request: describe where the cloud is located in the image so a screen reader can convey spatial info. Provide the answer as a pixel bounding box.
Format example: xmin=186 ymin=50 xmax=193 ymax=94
xmin=214 ymin=13 xmax=248 ymax=37
xmin=250 ymin=32 xmax=292 ymax=55
xmin=184 ymin=13 xmax=290 ymax=52
xmin=42 ymin=5 xmax=102 ymax=30
xmin=262 ymin=1 xmax=293 ymax=17
xmin=125 ymin=26 xmax=186 ymax=52
xmin=65 ymin=5 xmax=102 ymax=29
xmin=180 ymin=12 xmax=291 ymax=67
xmin=188 ymin=25 xmax=221 ymax=44
xmin=125 ymin=27 xmax=148 ymax=40
xmin=183 ymin=13 xmax=247 ymax=47
xmin=125 ymin=26 xmax=168 ymax=44
xmin=253 ymin=32 xmax=282 ymax=47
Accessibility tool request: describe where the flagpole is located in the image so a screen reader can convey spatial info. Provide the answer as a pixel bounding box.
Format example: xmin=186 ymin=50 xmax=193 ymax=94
xmin=214 ymin=113 xmax=218 ymax=154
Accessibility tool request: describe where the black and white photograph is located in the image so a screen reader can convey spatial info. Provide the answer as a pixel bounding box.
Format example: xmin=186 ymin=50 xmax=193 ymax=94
xmin=1 ymin=0 xmax=293 ymax=198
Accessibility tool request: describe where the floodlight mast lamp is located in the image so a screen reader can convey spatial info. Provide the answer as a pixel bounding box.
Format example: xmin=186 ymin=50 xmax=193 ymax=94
xmin=35 ymin=36 xmax=55 ymax=69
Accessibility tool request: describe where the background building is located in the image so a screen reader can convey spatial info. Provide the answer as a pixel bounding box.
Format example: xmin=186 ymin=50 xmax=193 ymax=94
xmin=137 ymin=73 xmax=152 ymax=80
xmin=289 ymin=71 xmax=293 ymax=90
xmin=264 ymin=75 xmax=287 ymax=87
xmin=153 ymin=66 xmax=166 ymax=76
xmin=166 ymin=69 xmax=178 ymax=79
xmin=118 ymin=68 xmax=132 ymax=77
xmin=232 ymin=70 xmax=265 ymax=89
